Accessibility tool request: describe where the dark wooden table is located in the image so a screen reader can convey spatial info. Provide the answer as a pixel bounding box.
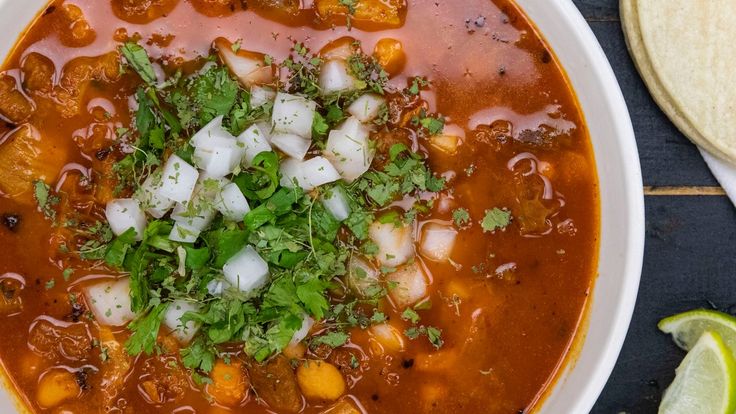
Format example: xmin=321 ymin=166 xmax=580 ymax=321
xmin=569 ymin=1 xmax=736 ymax=413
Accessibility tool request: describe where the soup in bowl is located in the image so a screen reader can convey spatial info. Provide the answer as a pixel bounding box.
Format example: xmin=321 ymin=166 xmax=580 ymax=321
xmin=0 ymin=0 xmax=643 ymax=413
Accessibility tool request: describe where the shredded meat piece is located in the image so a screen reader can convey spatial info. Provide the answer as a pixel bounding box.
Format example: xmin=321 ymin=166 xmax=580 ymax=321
xmin=0 ymin=124 xmax=67 ymax=204
xmin=138 ymin=355 xmax=190 ymax=404
xmin=111 ymin=0 xmax=180 ymax=24
xmin=248 ymin=355 xmax=303 ymax=412
xmin=315 ymin=0 xmax=406 ymax=28
xmin=250 ymin=0 xmax=301 ymax=16
xmin=98 ymin=328 xmax=132 ymax=409
xmin=27 ymin=317 xmax=92 ymax=361
xmin=190 ymin=0 xmax=247 ymax=16
xmin=52 ymin=4 xmax=96 ymax=47
xmin=0 ymin=74 xmax=33 ymax=122
xmin=21 ymin=53 xmax=55 ymax=94
xmin=55 ymin=52 xmax=121 ymax=118
xmin=371 ymin=127 xmax=413 ymax=170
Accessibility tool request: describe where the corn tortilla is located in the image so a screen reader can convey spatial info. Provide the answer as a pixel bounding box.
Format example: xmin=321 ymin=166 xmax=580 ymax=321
xmin=620 ymin=0 xmax=736 ymax=163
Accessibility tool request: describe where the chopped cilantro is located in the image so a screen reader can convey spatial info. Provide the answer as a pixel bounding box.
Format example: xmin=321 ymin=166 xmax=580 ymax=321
xmin=453 ymin=208 xmax=471 ymax=227
xmin=481 ymin=208 xmax=512 ymax=232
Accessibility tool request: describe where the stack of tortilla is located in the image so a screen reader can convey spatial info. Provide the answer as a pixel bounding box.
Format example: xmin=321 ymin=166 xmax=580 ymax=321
xmin=621 ymin=0 xmax=736 ymax=171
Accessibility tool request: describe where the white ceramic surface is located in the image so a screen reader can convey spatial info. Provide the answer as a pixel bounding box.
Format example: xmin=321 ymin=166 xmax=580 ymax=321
xmin=0 ymin=0 xmax=645 ymax=413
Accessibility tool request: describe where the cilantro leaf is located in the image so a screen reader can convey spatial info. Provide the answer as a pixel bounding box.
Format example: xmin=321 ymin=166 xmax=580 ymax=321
xmin=452 ymin=208 xmax=471 ymax=227
xmin=311 ymin=331 xmax=350 ymax=348
xmin=120 ymin=42 xmax=157 ymax=85
xmin=481 ymin=208 xmax=512 ymax=232
xmin=125 ymin=303 xmax=167 ymax=355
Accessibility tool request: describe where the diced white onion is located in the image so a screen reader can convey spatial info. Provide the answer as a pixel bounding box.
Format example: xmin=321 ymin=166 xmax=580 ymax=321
xmin=369 ymin=220 xmax=415 ymax=268
xmin=321 ymin=186 xmax=351 ymax=221
xmin=137 ymin=171 xmax=175 ymax=219
xmin=83 ymin=278 xmax=136 ymax=326
xmin=250 ymin=85 xmax=276 ymax=108
xmin=301 ymin=156 xmax=341 ymax=189
xmin=168 ymin=221 xmax=200 ymax=243
xmin=319 ymin=59 xmax=357 ymax=95
xmin=163 ymin=300 xmax=201 ymax=344
xmin=279 ymin=158 xmax=304 ymax=189
xmin=190 ymin=116 xmax=232 ymax=148
xmin=156 ymin=154 xmax=200 ymax=204
xmin=193 ymin=142 xmax=243 ymax=178
xmin=347 ymin=94 xmax=386 ymax=123
xmin=386 ymin=262 xmax=428 ymax=309
xmin=369 ymin=323 xmax=405 ymax=353
xmin=215 ymin=182 xmax=251 ymax=221
xmin=271 ymin=133 xmax=311 ymax=160
xmin=216 ymin=37 xmax=273 ymax=87
xmin=271 ymin=92 xmax=317 ymax=139
xmin=237 ymin=123 xmax=272 ymax=166
xmin=207 ymin=279 xmax=228 ymax=296
xmin=105 ymin=198 xmax=147 ymax=241
xmin=346 ymin=255 xmax=381 ymax=298
xmin=419 ymin=223 xmax=458 ymax=262
xmin=289 ymin=315 xmax=315 ymax=345
xmin=324 ymin=116 xmax=374 ymax=182
xmin=279 ymin=157 xmax=340 ymax=191
xmin=170 ymin=177 xmax=226 ymax=233
xmin=222 ymin=245 xmax=270 ymax=295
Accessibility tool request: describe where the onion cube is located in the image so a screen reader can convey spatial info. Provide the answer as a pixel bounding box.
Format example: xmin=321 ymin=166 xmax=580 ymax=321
xmin=369 ymin=220 xmax=415 ymax=268
xmin=215 ymin=37 xmax=274 ymax=86
xmin=84 ymin=278 xmax=136 ymax=326
xmin=215 ymin=182 xmax=251 ymax=221
xmin=321 ymin=186 xmax=351 ymax=221
xmin=271 ymin=92 xmax=317 ymax=138
xmin=250 ymin=85 xmax=276 ymax=108
xmin=105 ymin=198 xmax=147 ymax=241
xmin=223 ymin=245 xmax=270 ymax=295
xmin=279 ymin=157 xmax=340 ymax=191
xmin=369 ymin=323 xmax=405 ymax=353
xmin=193 ymin=143 xmax=243 ymax=178
xmin=163 ymin=300 xmax=201 ymax=344
xmin=137 ymin=171 xmax=175 ymax=219
xmin=271 ymin=133 xmax=311 ymax=160
xmin=301 ymin=156 xmax=341 ymax=189
xmin=157 ymin=155 xmax=200 ymax=203
xmin=190 ymin=116 xmax=232 ymax=148
xmin=319 ymin=59 xmax=356 ymax=95
xmin=237 ymin=123 xmax=272 ymax=166
xmin=348 ymin=94 xmax=386 ymax=123
xmin=420 ymin=223 xmax=458 ymax=261
xmin=279 ymin=158 xmax=304 ymax=189
xmin=171 ymin=202 xmax=217 ymax=233
xmin=289 ymin=314 xmax=315 ymax=345
xmin=169 ymin=221 xmax=200 ymax=243
xmin=347 ymin=255 xmax=381 ymax=298
xmin=386 ymin=262 xmax=428 ymax=309
xmin=324 ymin=117 xmax=374 ymax=182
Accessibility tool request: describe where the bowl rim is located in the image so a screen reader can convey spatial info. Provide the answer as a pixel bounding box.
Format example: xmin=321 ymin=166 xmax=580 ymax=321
xmin=515 ymin=0 xmax=645 ymax=412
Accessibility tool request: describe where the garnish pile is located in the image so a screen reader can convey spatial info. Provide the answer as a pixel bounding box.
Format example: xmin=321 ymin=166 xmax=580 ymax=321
xmin=82 ymin=38 xmax=457 ymax=374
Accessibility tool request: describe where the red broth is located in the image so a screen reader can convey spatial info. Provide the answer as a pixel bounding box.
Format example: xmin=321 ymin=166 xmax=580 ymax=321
xmin=0 ymin=1 xmax=598 ymax=413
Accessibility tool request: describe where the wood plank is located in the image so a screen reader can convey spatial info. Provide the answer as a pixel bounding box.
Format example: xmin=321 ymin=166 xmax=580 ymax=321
xmin=573 ymin=0 xmax=619 ymax=20
xmin=643 ymin=186 xmax=727 ymax=196
xmin=591 ymin=196 xmax=736 ymax=414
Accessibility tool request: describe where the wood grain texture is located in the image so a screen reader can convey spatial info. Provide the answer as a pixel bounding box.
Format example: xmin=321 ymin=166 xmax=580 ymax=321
xmin=643 ymin=186 xmax=727 ymax=196
xmin=592 ymin=196 xmax=736 ymax=413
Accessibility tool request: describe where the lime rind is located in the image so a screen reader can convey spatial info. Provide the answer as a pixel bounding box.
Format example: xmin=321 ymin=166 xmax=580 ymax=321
xmin=659 ymin=309 xmax=736 ymax=354
xmin=658 ymin=331 xmax=736 ymax=414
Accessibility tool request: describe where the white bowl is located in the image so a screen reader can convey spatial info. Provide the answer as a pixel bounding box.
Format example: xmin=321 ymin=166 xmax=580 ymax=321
xmin=0 ymin=0 xmax=644 ymax=413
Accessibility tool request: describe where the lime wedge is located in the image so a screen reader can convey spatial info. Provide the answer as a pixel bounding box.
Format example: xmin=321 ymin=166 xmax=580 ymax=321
xmin=659 ymin=309 xmax=736 ymax=354
xmin=659 ymin=331 xmax=736 ymax=414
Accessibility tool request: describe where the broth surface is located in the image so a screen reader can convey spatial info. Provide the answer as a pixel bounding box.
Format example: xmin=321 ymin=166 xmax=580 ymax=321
xmin=0 ymin=1 xmax=599 ymax=413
